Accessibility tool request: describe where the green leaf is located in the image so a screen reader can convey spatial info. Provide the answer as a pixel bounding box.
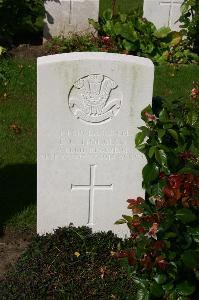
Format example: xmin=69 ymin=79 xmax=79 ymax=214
xmin=122 ymin=39 xmax=135 ymax=51
xmin=103 ymin=9 xmax=113 ymax=21
xmin=136 ymin=144 xmax=146 ymax=152
xmin=132 ymin=276 xmax=149 ymax=289
xmin=168 ymin=129 xmax=178 ymax=141
xmin=163 ymin=123 xmax=173 ymax=129
xmin=122 ymin=215 xmax=133 ymax=222
xmin=135 ymin=131 xmax=148 ymax=147
xmin=158 ymin=129 xmax=166 ymax=139
xmin=114 ymin=22 xmax=122 ymax=35
xmin=136 ymin=289 xmax=150 ymax=300
xmin=102 ymin=21 xmax=114 ymax=36
xmin=154 ymin=274 xmax=167 ymax=284
xmin=188 ymin=227 xmax=199 ymax=243
xmin=148 ymin=146 xmax=156 ymax=158
xmin=0 ymin=46 xmax=6 ymax=56
xmin=187 ymin=111 xmax=198 ymax=126
xmin=194 ymin=270 xmax=199 ymax=280
xmin=115 ymin=219 xmax=126 ymax=225
xmin=162 ymin=282 xmax=174 ymax=292
xmin=119 ymin=13 xmax=127 ymax=23
xmin=150 ymin=282 xmax=164 ymax=297
xmin=151 ymin=181 xmax=165 ymax=196
xmin=182 ymin=250 xmax=199 ymax=269
xmin=161 ymin=164 xmax=170 ymax=175
xmin=118 ymin=257 xmax=133 ymax=275
xmin=154 ymin=26 xmax=171 ymax=39
xmin=166 ymin=291 xmax=178 ymax=300
xmin=178 ymin=167 xmax=193 ymax=174
xmin=176 ymin=281 xmax=195 ymax=296
xmin=169 ymin=31 xmax=182 ymax=47
xmin=120 ymin=23 xmax=138 ymax=42
xmin=176 ymin=208 xmax=196 ymax=224
xmin=159 ymin=108 xmax=170 ymax=123
xmin=164 ymin=232 xmax=177 ymax=239
xmin=155 ymin=149 xmax=167 ymax=166
xmin=142 ymin=163 xmax=159 ymax=183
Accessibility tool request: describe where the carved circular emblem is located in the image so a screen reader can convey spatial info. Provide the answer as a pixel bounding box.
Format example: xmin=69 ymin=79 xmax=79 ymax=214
xmin=68 ymin=74 xmax=122 ymax=124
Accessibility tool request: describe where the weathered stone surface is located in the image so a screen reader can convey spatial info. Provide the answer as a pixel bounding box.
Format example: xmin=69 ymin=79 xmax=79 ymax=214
xmin=44 ymin=0 xmax=99 ymax=39
xmin=143 ymin=0 xmax=183 ymax=31
xmin=37 ymin=52 xmax=154 ymax=237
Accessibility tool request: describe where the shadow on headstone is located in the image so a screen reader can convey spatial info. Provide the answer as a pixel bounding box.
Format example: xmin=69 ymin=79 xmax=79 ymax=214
xmin=43 ymin=0 xmax=62 ymax=40
xmin=0 ymin=164 xmax=36 ymax=235
xmin=44 ymin=11 xmax=54 ymax=40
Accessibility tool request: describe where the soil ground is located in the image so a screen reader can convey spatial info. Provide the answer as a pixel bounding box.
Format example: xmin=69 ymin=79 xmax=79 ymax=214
xmin=0 ymin=228 xmax=35 ymax=279
xmin=9 ymin=44 xmax=47 ymax=59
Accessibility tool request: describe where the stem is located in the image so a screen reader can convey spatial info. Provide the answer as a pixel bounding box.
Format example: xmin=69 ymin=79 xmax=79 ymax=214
xmin=112 ymin=0 xmax=116 ymax=16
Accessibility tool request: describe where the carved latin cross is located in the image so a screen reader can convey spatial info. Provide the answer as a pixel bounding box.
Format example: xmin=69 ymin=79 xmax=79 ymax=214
xmin=71 ymin=165 xmax=113 ymax=226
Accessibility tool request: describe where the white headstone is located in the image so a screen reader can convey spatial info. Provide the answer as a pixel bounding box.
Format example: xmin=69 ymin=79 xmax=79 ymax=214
xmin=143 ymin=0 xmax=183 ymax=31
xmin=44 ymin=0 xmax=99 ymax=39
xmin=37 ymin=52 xmax=154 ymax=237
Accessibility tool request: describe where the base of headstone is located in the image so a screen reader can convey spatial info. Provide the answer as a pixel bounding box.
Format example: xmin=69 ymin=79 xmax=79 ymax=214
xmin=44 ymin=0 xmax=99 ymax=40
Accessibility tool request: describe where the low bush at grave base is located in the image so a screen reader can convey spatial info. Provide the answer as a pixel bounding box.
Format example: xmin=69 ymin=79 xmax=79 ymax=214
xmin=115 ymin=83 xmax=199 ymax=299
xmin=89 ymin=10 xmax=199 ymax=64
xmin=0 ymin=226 xmax=138 ymax=299
xmin=44 ymin=34 xmax=102 ymax=55
xmin=43 ymin=30 xmax=199 ymax=65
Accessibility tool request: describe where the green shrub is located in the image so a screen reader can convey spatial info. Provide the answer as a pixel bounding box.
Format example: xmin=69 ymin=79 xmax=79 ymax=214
xmin=136 ymin=82 xmax=199 ymax=196
xmin=179 ymin=0 xmax=199 ymax=55
xmin=0 ymin=226 xmax=138 ymax=299
xmin=89 ymin=10 xmax=199 ymax=64
xmin=44 ymin=34 xmax=101 ymax=55
xmin=0 ymin=0 xmax=45 ymax=47
xmin=115 ymin=83 xmax=199 ymax=299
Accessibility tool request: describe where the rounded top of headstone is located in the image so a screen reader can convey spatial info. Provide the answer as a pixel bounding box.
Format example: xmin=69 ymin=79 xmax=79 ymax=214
xmin=37 ymin=52 xmax=154 ymax=69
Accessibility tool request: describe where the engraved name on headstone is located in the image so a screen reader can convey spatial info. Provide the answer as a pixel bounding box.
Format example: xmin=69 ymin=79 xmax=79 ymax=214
xmin=37 ymin=52 xmax=154 ymax=237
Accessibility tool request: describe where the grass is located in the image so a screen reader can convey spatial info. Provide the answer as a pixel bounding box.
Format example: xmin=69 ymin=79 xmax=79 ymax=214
xmin=0 ymin=59 xmax=36 ymax=165
xmin=0 ymin=59 xmax=36 ymax=232
xmin=99 ymin=0 xmax=143 ymax=17
xmin=0 ymin=58 xmax=198 ymax=232
xmin=153 ymin=64 xmax=199 ymax=103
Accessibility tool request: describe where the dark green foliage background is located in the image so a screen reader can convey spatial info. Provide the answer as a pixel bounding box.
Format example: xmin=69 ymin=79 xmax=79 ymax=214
xmin=0 ymin=0 xmax=45 ymax=46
